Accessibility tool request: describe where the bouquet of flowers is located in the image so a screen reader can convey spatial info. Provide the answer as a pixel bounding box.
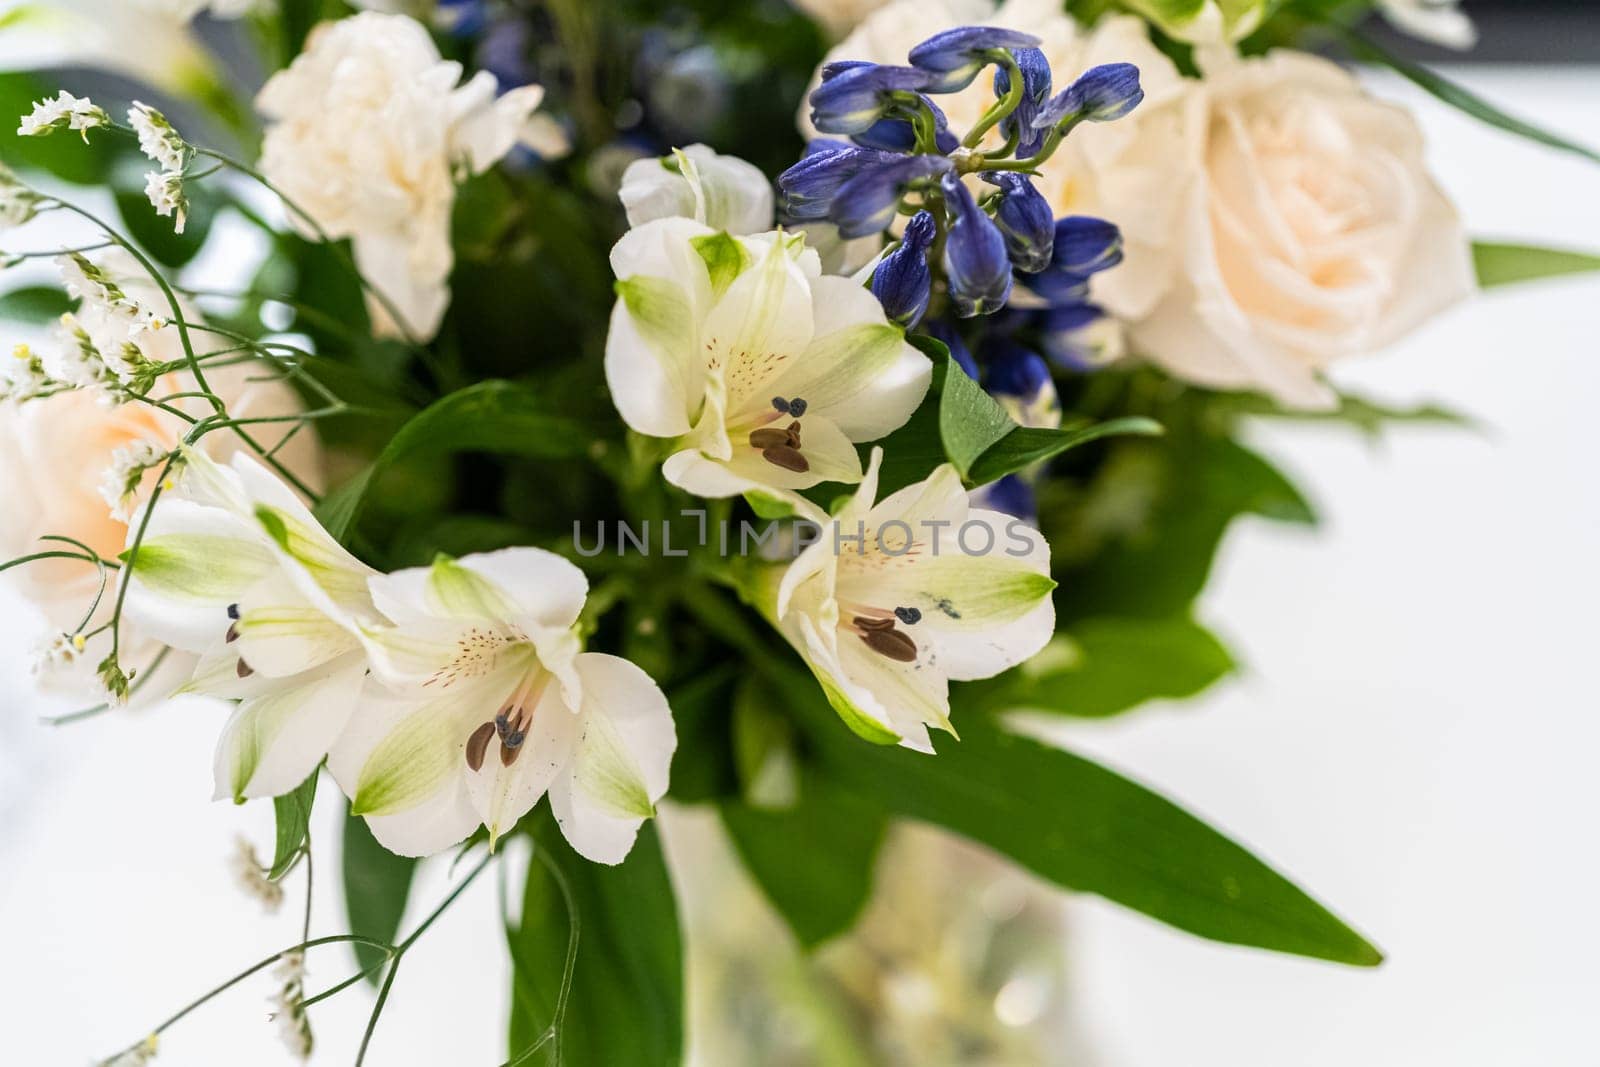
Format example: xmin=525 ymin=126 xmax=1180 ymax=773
xmin=1 ymin=0 xmax=1594 ymax=1062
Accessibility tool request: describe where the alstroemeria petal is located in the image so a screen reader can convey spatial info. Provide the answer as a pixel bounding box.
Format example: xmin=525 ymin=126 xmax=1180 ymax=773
xmin=329 ymin=684 xmax=483 ymax=858
xmin=464 ymin=678 xmax=581 ymax=847
xmin=213 ymin=656 xmax=366 ymax=802
xmin=456 ymin=547 xmax=588 ymax=632
xmin=792 ymin=609 xmax=938 ymax=753
xmin=606 ymin=217 xmax=716 ymax=437
xmin=340 ymin=671 xmax=509 ymax=818
xmin=847 ymin=508 xmax=1055 ymax=681
xmin=234 ymin=454 xmax=376 ymax=613
xmin=755 ymin=275 xmax=931 ymax=441
xmin=546 ymin=652 xmax=675 ymax=865
xmin=703 ymin=236 xmax=816 ymax=413
xmin=233 ymin=574 xmax=363 ymax=678
xmin=122 ymin=498 xmax=278 ymax=653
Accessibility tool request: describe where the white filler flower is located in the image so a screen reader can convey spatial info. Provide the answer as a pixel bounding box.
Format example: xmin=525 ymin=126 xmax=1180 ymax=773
xmin=773 ymin=450 xmax=1056 ymax=751
xmin=330 ymin=549 xmax=676 ymax=862
xmin=606 ymin=218 xmax=931 ymax=502
xmin=256 ymin=11 xmax=546 ymax=340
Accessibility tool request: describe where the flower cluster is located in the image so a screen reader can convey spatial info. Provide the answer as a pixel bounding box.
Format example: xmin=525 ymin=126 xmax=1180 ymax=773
xmin=129 ymin=102 xmax=192 ymax=233
xmin=16 ymin=90 xmax=108 ymax=140
xmin=773 ymin=26 xmax=1141 ymax=520
xmin=120 ymin=446 xmax=675 ymax=861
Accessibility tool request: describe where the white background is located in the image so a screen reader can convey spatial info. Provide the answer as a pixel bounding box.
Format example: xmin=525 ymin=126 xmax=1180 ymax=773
xmin=2 ymin=68 xmax=1597 ymax=1065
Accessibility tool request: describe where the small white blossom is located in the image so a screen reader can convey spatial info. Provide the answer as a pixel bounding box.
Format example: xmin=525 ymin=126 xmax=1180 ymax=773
xmin=0 ymin=162 xmax=44 ymax=229
xmin=99 ymin=438 xmax=169 ymax=522
xmin=1379 ymin=0 xmax=1477 ymax=49
xmin=1 ymin=342 xmax=54 ymax=402
xmin=31 ymin=631 xmax=86 ymax=676
xmin=230 ymin=837 xmax=284 ymax=912
xmin=142 ymin=169 xmax=188 ymax=234
xmin=269 ymin=952 xmax=314 ymax=1060
xmin=128 ymin=102 xmax=189 ymax=172
xmin=17 ymin=90 xmax=108 ymax=139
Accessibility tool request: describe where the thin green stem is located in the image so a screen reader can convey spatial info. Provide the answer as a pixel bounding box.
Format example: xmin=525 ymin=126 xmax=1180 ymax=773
xmin=963 ymin=52 xmax=1025 ymax=149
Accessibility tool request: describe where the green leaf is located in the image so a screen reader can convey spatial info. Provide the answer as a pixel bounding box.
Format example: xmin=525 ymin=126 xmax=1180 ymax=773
xmin=1059 ymin=437 xmax=1315 ymax=621
xmin=0 ymin=285 xmax=72 ymax=324
xmin=966 ymin=416 xmax=1164 ymax=485
xmin=508 ymin=817 xmax=683 ymax=1066
xmin=268 ymin=770 xmax=318 ymax=880
xmin=317 ymin=379 xmax=605 ymax=542
xmin=1473 ymin=241 xmax=1600 ymax=289
xmin=965 ymin=616 xmax=1237 ymax=718
xmin=341 ymin=803 xmax=417 ymax=985
xmin=721 ymin=777 xmax=887 ymax=948
xmin=781 ymin=667 xmax=1381 ymax=966
xmin=1343 ymin=32 xmax=1600 ymax=166
xmin=937 ymin=352 xmax=1015 ymax=478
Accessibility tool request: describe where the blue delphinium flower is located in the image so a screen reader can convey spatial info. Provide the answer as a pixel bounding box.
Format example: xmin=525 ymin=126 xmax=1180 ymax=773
xmin=1034 ymin=63 xmax=1145 ymax=129
xmin=787 ymin=26 xmax=1142 ymax=354
xmin=810 ymin=64 xmax=934 ymax=135
xmin=778 ymin=141 xmax=898 ymax=220
xmin=995 ymin=47 xmax=1052 ymax=156
xmin=872 ymin=211 xmax=936 ymax=327
xmin=984 ymin=172 xmax=1054 ymax=273
xmin=437 ymin=0 xmax=490 ymax=37
xmin=941 ymin=172 xmax=1013 ymax=317
xmin=833 ymin=155 xmax=952 ymax=237
xmin=908 ymin=27 xmax=1042 ymax=93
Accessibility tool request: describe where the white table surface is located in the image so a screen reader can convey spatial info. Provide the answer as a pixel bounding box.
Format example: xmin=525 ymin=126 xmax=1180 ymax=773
xmin=2 ymin=65 xmax=1597 ymax=1065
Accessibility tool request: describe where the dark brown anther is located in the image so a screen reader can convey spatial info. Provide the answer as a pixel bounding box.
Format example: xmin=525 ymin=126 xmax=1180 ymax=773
xmin=762 ymin=444 xmax=810 ymax=472
xmin=785 ymin=421 xmax=802 ymax=446
xmin=225 ymin=622 xmax=239 ymax=644
xmin=852 ymin=614 xmax=896 ymax=633
xmin=748 ymin=427 xmax=792 ymax=449
xmin=862 ymin=626 xmax=918 ymax=662
xmin=236 ymin=658 xmax=255 ymax=678
xmin=500 ymin=740 xmax=524 ymax=767
xmin=465 ymin=721 xmax=496 ymax=772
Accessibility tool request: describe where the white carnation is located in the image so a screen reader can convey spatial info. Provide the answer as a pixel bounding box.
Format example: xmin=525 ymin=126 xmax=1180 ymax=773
xmin=256 ymin=11 xmax=548 ymax=340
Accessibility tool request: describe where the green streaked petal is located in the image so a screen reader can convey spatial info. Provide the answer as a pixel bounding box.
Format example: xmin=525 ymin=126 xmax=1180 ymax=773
xmin=130 ymin=535 xmax=276 ymax=601
xmin=426 ymin=554 xmax=516 ymax=620
xmin=352 ymin=699 xmax=465 ymax=817
xmin=690 ymin=231 xmax=753 ymax=300
xmin=574 ymin=709 xmax=655 ymax=819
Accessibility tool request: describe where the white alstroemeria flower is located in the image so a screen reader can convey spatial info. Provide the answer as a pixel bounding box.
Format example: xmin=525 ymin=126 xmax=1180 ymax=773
xmin=256 ymin=11 xmax=548 ymax=340
xmin=606 ymin=218 xmax=931 ymax=502
xmin=773 ymin=449 xmax=1056 ymax=751
xmin=1378 ymin=0 xmax=1476 ymax=50
xmin=122 ymin=448 xmax=378 ymax=801
xmin=329 ymin=549 xmax=676 ymax=861
xmin=619 ymin=145 xmax=774 ymax=235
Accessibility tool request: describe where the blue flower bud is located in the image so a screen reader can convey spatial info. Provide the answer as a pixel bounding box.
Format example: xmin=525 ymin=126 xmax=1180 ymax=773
xmin=821 ymin=60 xmax=873 ymax=81
xmin=1051 ymin=215 xmax=1122 ymax=275
xmin=1033 ymin=63 xmax=1144 ymax=130
xmin=438 ymin=0 xmax=490 ymax=37
xmin=940 ymin=172 xmax=1013 ymax=317
xmin=995 ymin=47 xmax=1052 ymax=157
xmin=908 ymin=26 xmax=1042 ymax=94
xmin=832 ymin=154 xmax=952 ymax=238
xmin=809 ymin=64 xmax=934 ymax=136
xmin=971 ymin=473 xmax=1037 ymax=521
xmin=778 ymin=142 xmax=897 ymax=220
xmin=983 ymin=172 xmax=1054 ymax=273
xmin=921 ymin=319 xmax=977 ymax=380
xmin=871 ymin=211 xmax=936 ymax=327
xmin=1038 ymin=302 xmax=1115 ymax=370
xmin=853 ymin=95 xmax=958 ymax=153
xmin=984 ymin=340 xmax=1054 ymax=409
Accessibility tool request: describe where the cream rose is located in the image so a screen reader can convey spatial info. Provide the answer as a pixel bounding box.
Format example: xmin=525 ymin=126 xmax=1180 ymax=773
xmin=808 ymin=2 xmax=1475 ymax=407
xmin=256 ymin=12 xmax=545 ymax=341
